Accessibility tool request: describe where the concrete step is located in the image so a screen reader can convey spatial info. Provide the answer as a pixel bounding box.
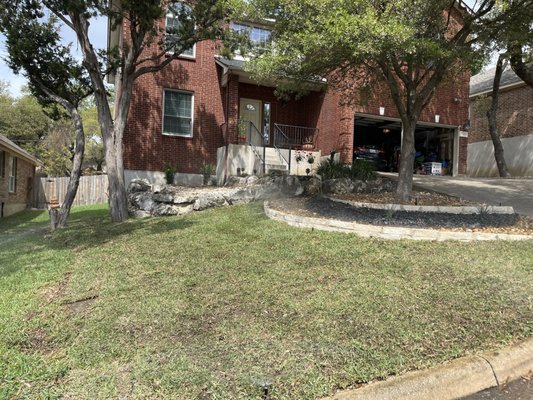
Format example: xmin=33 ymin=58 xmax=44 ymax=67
xmin=266 ymin=164 xmax=288 ymax=171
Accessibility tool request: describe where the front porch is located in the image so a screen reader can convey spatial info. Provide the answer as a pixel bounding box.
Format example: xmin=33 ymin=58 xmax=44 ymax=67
xmin=216 ymin=57 xmax=324 ymax=180
xmin=216 ymin=142 xmax=321 ymax=184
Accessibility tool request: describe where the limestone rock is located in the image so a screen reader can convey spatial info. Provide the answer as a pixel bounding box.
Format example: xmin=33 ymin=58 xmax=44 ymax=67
xmin=152 ymin=203 xmax=179 ymax=216
xmin=129 ymin=191 xmax=155 ymax=212
xmin=303 ymin=177 xmax=322 ymax=196
xmin=128 ymin=179 xmax=151 ymax=193
xmin=322 ymin=178 xmax=355 ymax=195
xmin=130 ymin=210 xmax=152 ymax=219
xmin=194 ymin=193 xmax=229 ymax=211
xmin=226 ymin=188 xmax=257 ymax=205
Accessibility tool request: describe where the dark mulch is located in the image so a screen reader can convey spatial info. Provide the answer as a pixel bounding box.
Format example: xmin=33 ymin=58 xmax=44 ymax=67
xmin=271 ymin=196 xmax=528 ymax=232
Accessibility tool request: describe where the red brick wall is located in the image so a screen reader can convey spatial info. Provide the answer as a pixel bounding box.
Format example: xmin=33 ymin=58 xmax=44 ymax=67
xmin=123 ymin=37 xmax=226 ymax=174
xmin=123 ymin=8 xmax=470 ymax=173
xmin=469 ymin=84 xmax=533 ymax=143
xmin=0 ymin=147 xmax=35 ymax=214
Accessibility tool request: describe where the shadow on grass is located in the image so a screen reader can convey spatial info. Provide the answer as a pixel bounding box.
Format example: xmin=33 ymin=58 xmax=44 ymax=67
xmin=0 ymin=209 xmax=48 ymax=232
xmin=0 ymin=205 xmax=195 ymax=278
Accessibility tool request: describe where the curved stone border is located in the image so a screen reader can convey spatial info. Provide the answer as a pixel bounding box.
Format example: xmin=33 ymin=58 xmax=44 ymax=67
xmin=264 ymin=202 xmax=532 ymax=242
xmin=326 ymin=196 xmax=515 ymax=215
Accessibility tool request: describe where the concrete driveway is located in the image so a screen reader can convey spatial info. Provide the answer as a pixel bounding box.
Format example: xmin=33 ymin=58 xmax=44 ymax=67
xmin=380 ymin=173 xmax=533 ymax=216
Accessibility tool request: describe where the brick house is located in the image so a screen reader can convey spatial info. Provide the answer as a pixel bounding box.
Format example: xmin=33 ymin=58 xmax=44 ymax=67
xmin=113 ymin=4 xmax=470 ymax=185
xmin=468 ymin=68 xmax=533 ymax=177
xmin=0 ymin=134 xmax=41 ymax=217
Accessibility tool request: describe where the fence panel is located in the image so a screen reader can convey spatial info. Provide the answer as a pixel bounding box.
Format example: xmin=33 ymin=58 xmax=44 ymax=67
xmin=33 ymin=175 xmax=109 ymax=209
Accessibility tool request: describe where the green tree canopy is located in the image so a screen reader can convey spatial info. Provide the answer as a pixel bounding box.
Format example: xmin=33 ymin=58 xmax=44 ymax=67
xmin=237 ymin=0 xmax=521 ymax=199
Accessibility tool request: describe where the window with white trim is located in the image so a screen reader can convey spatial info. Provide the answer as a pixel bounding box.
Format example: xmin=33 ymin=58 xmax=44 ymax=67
xmin=0 ymin=150 xmax=4 ymax=178
xmin=163 ymin=90 xmax=194 ymax=136
xmin=8 ymin=156 xmax=17 ymax=193
xmin=231 ymin=22 xmax=272 ymax=51
xmin=166 ymin=2 xmax=195 ymax=58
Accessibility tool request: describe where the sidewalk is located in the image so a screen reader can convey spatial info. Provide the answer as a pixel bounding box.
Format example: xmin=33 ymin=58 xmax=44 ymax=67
xmin=380 ymin=173 xmax=533 ymax=216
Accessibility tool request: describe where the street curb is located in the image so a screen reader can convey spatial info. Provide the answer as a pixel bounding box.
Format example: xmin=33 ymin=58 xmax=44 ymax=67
xmin=321 ymin=339 xmax=533 ymax=400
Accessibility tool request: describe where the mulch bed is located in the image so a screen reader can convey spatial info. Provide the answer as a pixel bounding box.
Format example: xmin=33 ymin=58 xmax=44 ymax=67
xmin=269 ymin=195 xmax=533 ymax=235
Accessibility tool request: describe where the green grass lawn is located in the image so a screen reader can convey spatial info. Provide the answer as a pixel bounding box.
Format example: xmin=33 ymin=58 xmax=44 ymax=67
xmin=1 ymin=203 xmax=532 ymax=399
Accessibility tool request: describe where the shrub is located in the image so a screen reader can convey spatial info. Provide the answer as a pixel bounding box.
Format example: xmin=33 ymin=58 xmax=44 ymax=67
xmin=163 ymin=163 xmax=176 ymax=185
xmin=317 ymin=157 xmax=377 ymax=181
xmin=200 ymin=162 xmax=216 ymax=185
xmin=351 ymin=159 xmax=377 ymax=181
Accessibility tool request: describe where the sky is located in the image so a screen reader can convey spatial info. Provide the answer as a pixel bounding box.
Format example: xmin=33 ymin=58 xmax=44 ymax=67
xmin=0 ymin=16 xmax=108 ymax=98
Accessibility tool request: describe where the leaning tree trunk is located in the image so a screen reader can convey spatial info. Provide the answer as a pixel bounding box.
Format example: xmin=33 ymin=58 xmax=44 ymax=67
xmin=487 ymin=55 xmax=510 ymax=178
xmin=395 ymin=117 xmax=418 ymax=202
xmin=70 ymin=12 xmax=129 ymax=222
xmin=50 ymin=106 xmax=86 ymax=230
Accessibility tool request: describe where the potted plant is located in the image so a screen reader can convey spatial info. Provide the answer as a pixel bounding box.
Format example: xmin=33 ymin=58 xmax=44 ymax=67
xmin=302 ymin=136 xmax=314 ymax=150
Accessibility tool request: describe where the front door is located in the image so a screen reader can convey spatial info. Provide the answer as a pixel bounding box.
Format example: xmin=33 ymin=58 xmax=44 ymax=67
xmin=239 ymin=98 xmax=262 ymax=145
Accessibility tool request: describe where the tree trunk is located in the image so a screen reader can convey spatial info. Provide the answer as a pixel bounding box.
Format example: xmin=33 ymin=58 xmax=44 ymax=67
xmin=70 ymin=13 xmax=129 ymax=222
xmin=50 ymin=106 xmax=85 ymax=230
xmin=395 ymin=117 xmax=417 ymax=201
xmin=487 ymin=55 xmax=510 ymax=178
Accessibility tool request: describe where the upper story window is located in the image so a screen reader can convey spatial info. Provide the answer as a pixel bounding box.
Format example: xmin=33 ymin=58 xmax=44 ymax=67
xmin=8 ymin=156 xmax=17 ymax=193
xmin=163 ymin=89 xmax=194 ymax=137
xmin=166 ymin=2 xmax=195 ymax=58
xmin=231 ymin=22 xmax=272 ymax=51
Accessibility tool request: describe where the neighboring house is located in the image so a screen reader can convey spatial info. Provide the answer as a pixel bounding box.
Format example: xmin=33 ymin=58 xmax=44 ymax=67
xmin=0 ymin=134 xmax=41 ymax=217
xmin=111 ymin=3 xmax=470 ymax=185
xmin=468 ymin=68 xmax=533 ymax=177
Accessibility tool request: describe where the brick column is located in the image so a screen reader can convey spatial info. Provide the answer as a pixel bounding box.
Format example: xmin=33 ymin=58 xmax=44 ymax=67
xmin=459 ymin=137 xmax=468 ymax=175
xmin=227 ymin=74 xmax=240 ymax=143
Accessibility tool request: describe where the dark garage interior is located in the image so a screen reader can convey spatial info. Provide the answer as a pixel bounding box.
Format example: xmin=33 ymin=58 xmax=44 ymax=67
xmin=354 ymin=115 xmax=455 ymax=175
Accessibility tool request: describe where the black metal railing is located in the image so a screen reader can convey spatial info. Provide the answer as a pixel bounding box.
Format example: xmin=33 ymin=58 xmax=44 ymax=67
xmin=273 ymin=124 xmax=292 ymax=172
xmin=273 ymin=123 xmax=319 ymax=149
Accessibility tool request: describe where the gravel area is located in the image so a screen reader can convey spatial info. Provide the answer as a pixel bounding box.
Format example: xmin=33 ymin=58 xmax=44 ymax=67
xmin=270 ymin=196 xmax=533 ymax=234
xmin=335 ymin=191 xmax=477 ymax=206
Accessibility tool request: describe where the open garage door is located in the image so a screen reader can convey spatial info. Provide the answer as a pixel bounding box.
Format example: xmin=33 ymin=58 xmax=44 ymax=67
xmin=354 ymin=114 xmax=458 ymax=175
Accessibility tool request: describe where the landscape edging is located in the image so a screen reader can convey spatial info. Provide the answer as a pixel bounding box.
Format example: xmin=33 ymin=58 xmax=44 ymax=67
xmin=326 ymin=196 xmax=515 ymax=215
xmin=263 ymin=202 xmax=532 ymax=242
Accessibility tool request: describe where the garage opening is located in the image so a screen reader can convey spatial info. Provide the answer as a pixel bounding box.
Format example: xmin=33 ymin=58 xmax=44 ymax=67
xmin=354 ymin=114 xmax=456 ymax=175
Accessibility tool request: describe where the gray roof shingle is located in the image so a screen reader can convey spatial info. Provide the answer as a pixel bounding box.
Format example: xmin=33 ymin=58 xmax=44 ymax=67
xmin=470 ymin=67 xmax=524 ymax=96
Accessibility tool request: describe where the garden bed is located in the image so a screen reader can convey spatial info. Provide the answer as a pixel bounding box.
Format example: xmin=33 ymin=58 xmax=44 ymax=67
xmin=268 ymin=196 xmax=533 ymax=235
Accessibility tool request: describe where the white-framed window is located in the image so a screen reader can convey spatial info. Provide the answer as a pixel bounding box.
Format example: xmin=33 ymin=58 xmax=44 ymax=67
xmin=166 ymin=2 xmax=196 ymax=58
xmin=162 ymin=89 xmax=194 ymax=137
xmin=8 ymin=156 xmax=17 ymax=193
xmin=0 ymin=150 xmax=4 ymax=178
xmin=231 ymin=22 xmax=272 ymax=51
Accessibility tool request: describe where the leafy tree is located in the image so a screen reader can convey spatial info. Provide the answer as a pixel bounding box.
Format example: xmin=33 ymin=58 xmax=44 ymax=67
xmin=81 ymin=104 xmax=105 ymax=172
xmin=239 ymin=0 xmax=505 ymax=200
xmin=1 ymin=14 xmax=92 ymax=230
xmin=2 ymin=0 xmax=228 ymax=222
xmin=0 ymin=89 xmax=51 ymax=156
xmin=39 ymin=118 xmax=77 ymax=177
xmin=500 ymin=0 xmax=533 ymax=87
xmin=470 ymin=0 xmax=532 ymax=177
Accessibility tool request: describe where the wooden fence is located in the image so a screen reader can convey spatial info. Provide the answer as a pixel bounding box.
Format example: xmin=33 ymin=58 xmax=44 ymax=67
xmin=33 ymin=175 xmax=109 ymax=209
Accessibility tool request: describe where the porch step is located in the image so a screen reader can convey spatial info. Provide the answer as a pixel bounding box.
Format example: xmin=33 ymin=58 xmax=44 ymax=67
xmin=266 ymin=163 xmax=288 ymax=170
